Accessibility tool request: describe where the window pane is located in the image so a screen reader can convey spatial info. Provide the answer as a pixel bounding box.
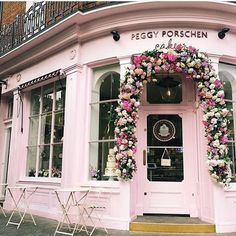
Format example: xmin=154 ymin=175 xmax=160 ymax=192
xmin=31 ymin=88 xmax=41 ymax=115
xmin=28 ymin=117 xmax=39 ymax=146
xmin=7 ymin=97 xmax=13 ymax=119
xmin=226 ymin=102 xmax=234 ymax=140
xmin=52 ymin=144 xmax=63 ymax=178
xmin=228 ymin=142 xmax=236 ymax=177
xmin=99 ymin=102 xmax=117 ymax=140
xmin=100 ymin=73 xmax=120 ymax=101
xmin=147 ymin=74 xmax=182 ymax=104
xmin=89 ymin=141 xmax=115 ymax=180
xmin=55 ymin=80 xmax=66 ymax=111
xmin=223 ymin=80 xmax=232 ymax=100
xmin=42 ymin=84 xmax=53 ymax=113
xmin=27 ymin=147 xmax=37 ymax=177
xmin=54 ymin=112 xmax=64 ymax=143
xmin=38 ymin=145 xmax=50 ymax=177
xmin=40 ymin=114 xmax=52 ymax=144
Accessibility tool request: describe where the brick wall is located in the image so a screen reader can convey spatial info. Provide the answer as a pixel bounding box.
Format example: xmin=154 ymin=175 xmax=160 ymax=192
xmin=1 ymin=2 xmax=26 ymax=26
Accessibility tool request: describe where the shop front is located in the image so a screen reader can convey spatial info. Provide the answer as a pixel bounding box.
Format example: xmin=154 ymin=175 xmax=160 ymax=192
xmin=1 ymin=1 xmax=236 ymax=233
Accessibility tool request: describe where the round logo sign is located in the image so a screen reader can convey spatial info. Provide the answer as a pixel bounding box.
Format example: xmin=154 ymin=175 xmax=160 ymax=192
xmin=153 ymin=119 xmax=176 ymax=142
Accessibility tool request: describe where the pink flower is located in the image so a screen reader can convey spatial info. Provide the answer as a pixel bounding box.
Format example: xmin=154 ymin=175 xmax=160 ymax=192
xmin=167 ymin=52 xmax=177 ymax=62
xmin=207 ymin=135 xmax=213 ymax=141
xmin=132 ymin=55 xmax=142 ymax=67
xmin=214 ymin=79 xmax=221 ymax=88
xmin=185 ymin=75 xmax=192 ymax=80
xmin=188 ymin=46 xmax=195 ymax=53
xmin=175 ymin=44 xmax=183 ymax=51
xmin=122 ymin=100 xmax=132 ymax=112
xmin=207 ymin=99 xmax=215 ymax=107
xmin=202 ymin=120 xmax=209 ymax=126
xmin=221 ymin=134 xmax=228 ymax=144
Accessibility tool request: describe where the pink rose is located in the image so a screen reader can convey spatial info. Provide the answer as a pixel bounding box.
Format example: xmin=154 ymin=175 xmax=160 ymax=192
xmin=132 ymin=55 xmax=142 ymax=67
xmin=167 ymin=52 xmax=177 ymax=62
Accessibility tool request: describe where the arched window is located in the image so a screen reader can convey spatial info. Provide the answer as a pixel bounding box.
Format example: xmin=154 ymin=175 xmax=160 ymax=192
xmin=89 ymin=64 xmax=120 ymax=180
xmin=219 ymin=63 xmax=236 ymax=178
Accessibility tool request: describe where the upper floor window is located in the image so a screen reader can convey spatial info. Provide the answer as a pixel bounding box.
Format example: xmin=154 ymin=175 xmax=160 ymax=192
xmin=27 ymin=79 xmax=66 ymax=178
xmin=89 ymin=64 xmax=120 ymax=180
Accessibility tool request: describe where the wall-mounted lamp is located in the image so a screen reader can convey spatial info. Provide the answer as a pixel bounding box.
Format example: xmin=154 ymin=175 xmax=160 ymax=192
xmin=111 ymin=31 xmax=120 ymax=41
xmin=218 ymin=28 xmax=230 ymax=39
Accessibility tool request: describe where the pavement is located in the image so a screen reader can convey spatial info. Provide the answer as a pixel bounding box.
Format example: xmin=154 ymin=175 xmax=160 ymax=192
xmin=0 ymin=212 xmax=236 ymax=236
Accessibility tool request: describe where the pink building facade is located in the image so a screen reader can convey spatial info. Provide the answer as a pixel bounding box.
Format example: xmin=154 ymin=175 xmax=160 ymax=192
xmin=0 ymin=1 xmax=236 ymax=233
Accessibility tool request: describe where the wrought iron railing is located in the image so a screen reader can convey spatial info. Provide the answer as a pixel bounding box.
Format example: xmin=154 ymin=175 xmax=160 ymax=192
xmin=0 ymin=1 xmax=123 ymax=56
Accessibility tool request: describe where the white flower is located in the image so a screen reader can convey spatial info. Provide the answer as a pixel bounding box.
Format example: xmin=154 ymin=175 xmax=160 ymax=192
xmin=210 ymin=77 xmax=216 ymax=83
xmin=209 ymin=84 xmax=215 ymax=90
xmin=134 ymin=101 xmax=140 ymax=107
xmin=127 ymin=78 xmax=134 ymax=84
xmin=122 ymin=110 xmax=127 ymax=116
xmin=198 ymin=83 xmax=204 ymax=89
xmin=188 ymin=68 xmax=194 ymax=73
xmin=116 ymin=153 xmax=122 ymax=160
xmin=115 ymin=127 xmax=120 ymax=133
xmin=212 ymin=140 xmax=220 ymax=147
xmin=214 ymin=112 xmax=220 ymax=118
xmin=116 ymin=169 xmax=121 ymax=176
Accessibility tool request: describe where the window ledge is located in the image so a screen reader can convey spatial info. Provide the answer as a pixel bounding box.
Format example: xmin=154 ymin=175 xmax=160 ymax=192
xmin=17 ymin=177 xmax=61 ymax=189
xmin=81 ymin=180 xmax=120 ymax=192
xmin=224 ymin=182 xmax=236 ymax=192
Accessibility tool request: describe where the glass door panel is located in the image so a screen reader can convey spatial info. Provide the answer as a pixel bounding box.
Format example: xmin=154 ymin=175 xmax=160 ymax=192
xmin=147 ymin=114 xmax=183 ymax=182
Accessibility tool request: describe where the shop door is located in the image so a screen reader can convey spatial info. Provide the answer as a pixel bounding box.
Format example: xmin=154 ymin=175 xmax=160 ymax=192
xmin=142 ymin=112 xmax=193 ymax=214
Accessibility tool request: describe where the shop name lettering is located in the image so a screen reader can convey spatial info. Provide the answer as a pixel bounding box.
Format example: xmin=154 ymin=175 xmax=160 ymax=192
xmin=131 ymin=30 xmax=208 ymax=40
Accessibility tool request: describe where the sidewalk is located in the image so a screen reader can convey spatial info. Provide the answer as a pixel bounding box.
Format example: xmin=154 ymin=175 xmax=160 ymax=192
xmin=0 ymin=212 xmax=236 ymax=236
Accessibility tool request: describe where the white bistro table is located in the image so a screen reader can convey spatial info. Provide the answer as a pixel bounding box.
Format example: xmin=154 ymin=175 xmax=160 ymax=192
xmin=54 ymin=187 xmax=90 ymax=236
xmin=6 ymin=185 xmax=38 ymax=229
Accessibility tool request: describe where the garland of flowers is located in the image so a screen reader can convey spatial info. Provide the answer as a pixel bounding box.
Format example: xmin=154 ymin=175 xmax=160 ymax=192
xmin=113 ymin=44 xmax=232 ymax=186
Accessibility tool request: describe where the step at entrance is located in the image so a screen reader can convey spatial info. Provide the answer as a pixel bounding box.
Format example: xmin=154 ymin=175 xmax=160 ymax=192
xmin=130 ymin=216 xmax=216 ymax=233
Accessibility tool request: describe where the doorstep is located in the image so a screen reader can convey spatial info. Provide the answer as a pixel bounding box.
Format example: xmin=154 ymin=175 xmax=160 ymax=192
xmin=130 ymin=215 xmax=216 ymax=233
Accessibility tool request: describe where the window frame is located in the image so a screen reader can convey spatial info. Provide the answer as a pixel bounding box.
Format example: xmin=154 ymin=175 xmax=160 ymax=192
xmin=27 ymin=79 xmax=65 ymax=179
xmin=89 ymin=64 xmax=120 ymax=180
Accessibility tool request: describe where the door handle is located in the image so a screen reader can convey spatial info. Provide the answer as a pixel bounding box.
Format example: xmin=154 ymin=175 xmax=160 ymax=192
xmin=143 ymin=150 xmax=146 ymax=166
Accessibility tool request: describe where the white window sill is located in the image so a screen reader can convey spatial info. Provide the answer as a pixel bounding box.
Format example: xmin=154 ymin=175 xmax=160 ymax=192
xmin=17 ymin=177 xmax=61 ymax=189
xmin=224 ymin=182 xmax=236 ymax=192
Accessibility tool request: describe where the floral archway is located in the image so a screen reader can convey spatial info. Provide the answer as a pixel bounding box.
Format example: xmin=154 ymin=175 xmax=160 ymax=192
xmin=113 ymin=44 xmax=232 ymax=186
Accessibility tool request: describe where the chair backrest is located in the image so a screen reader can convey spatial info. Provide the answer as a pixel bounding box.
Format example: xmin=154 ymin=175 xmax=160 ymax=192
xmin=87 ymin=187 xmax=111 ymax=210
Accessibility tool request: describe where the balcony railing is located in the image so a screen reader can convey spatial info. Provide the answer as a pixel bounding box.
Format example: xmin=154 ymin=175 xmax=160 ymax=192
xmin=0 ymin=1 xmax=123 ymax=56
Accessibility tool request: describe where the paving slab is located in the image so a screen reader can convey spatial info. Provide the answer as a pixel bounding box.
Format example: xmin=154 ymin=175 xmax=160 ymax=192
xmin=0 ymin=212 xmax=236 ymax=236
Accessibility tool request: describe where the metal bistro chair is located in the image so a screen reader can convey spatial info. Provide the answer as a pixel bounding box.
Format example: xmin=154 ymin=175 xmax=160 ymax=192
xmin=0 ymin=183 xmax=8 ymax=217
xmin=86 ymin=187 xmax=110 ymax=236
xmin=54 ymin=188 xmax=90 ymax=236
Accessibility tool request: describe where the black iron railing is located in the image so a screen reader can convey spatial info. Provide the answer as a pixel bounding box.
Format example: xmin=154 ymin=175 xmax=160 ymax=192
xmin=0 ymin=1 xmax=123 ymax=56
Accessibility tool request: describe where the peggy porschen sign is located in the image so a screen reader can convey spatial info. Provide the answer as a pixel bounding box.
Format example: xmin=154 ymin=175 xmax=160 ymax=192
xmin=131 ymin=30 xmax=208 ymax=40
xmin=130 ymin=30 xmax=208 ymax=50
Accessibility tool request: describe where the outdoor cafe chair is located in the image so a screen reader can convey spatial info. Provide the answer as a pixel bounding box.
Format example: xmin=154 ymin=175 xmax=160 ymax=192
xmin=54 ymin=187 xmax=90 ymax=236
xmin=85 ymin=187 xmax=110 ymax=236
